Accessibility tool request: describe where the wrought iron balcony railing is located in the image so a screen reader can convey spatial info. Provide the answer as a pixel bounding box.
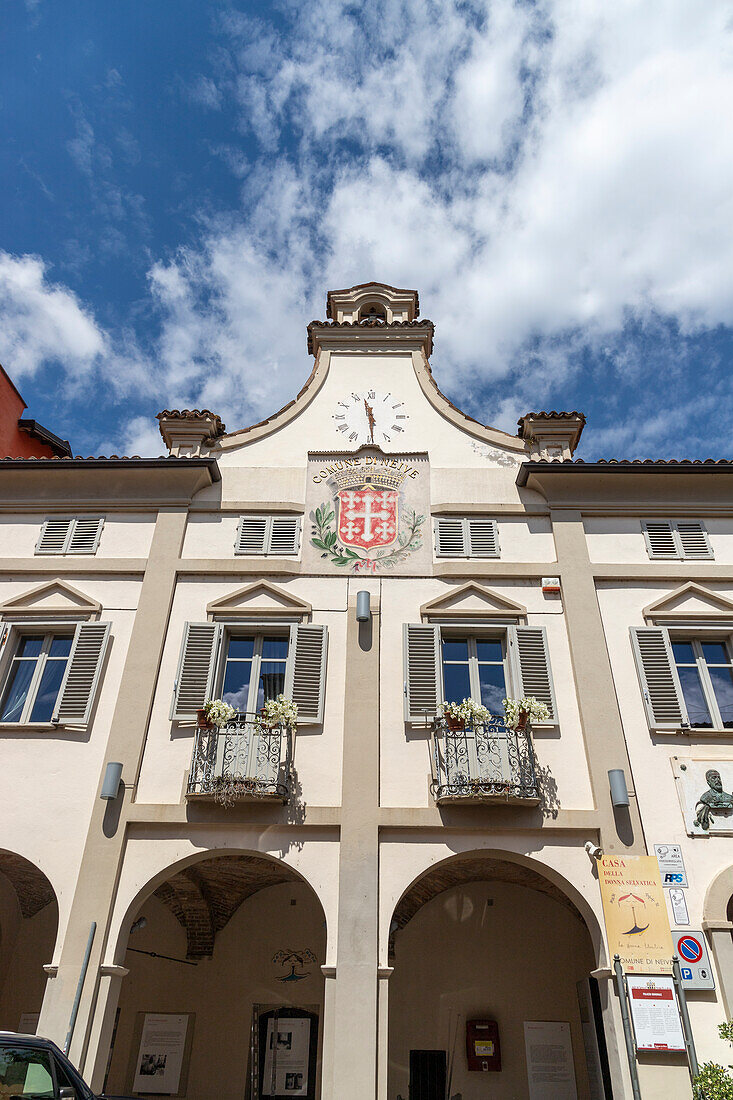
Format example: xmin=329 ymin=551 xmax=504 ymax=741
xmin=430 ymin=715 xmax=539 ymax=804
xmin=187 ymin=713 xmax=292 ymax=801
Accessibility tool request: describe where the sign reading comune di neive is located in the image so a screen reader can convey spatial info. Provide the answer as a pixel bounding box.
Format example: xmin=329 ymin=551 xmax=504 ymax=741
xmin=598 ymin=855 xmax=674 ymax=973
xmin=305 ymin=450 xmax=430 ymax=575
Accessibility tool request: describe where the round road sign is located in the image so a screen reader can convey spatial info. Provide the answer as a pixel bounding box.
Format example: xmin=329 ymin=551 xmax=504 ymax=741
xmin=678 ymin=936 xmax=703 ymax=963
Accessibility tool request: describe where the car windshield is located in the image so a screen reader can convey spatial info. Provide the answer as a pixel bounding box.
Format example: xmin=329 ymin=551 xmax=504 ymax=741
xmin=0 ymin=1044 xmax=55 ymax=1098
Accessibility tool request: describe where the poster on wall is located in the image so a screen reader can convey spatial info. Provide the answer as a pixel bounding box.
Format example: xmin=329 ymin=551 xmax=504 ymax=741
xmin=626 ymin=976 xmax=685 ymax=1052
xmin=597 ymin=855 xmax=673 ymax=973
xmin=523 ymin=1021 xmax=577 ymax=1100
xmin=132 ymin=1014 xmax=189 ymax=1095
xmin=261 ymin=1017 xmax=311 ymax=1097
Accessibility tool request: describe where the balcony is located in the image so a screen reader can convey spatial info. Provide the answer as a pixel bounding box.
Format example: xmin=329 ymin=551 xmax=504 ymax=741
xmin=430 ymin=716 xmax=539 ymax=805
xmin=187 ymin=714 xmax=292 ymax=802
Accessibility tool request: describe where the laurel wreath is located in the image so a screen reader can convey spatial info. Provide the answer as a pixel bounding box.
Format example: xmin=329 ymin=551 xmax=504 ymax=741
xmin=310 ymin=502 xmax=425 ymax=571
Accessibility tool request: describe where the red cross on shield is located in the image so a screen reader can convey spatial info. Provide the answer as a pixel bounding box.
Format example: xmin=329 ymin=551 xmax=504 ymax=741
xmin=337 ymin=486 xmax=398 ymax=550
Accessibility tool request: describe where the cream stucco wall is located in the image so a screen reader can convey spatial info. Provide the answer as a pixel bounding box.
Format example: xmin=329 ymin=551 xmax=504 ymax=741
xmin=0 ymin=513 xmax=155 ymax=559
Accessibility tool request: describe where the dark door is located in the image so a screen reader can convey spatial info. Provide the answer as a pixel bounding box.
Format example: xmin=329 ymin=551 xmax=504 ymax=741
xmin=409 ymin=1049 xmax=446 ymax=1100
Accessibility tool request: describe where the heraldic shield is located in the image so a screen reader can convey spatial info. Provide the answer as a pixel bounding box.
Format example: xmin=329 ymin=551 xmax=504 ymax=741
xmin=337 ymin=486 xmax=398 ymax=550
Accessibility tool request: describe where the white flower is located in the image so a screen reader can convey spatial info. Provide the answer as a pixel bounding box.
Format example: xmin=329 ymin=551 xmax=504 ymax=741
xmin=440 ymin=698 xmax=493 ymax=725
xmin=502 ymin=696 xmax=550 ymax=729
xmin=259 ymin=694 xmax=298 ymax=730
xmin=202 ymin=699 xmax=237 ymax=728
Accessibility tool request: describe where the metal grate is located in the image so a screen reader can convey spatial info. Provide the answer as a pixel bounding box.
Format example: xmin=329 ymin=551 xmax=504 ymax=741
xmin=187 ymin=713 xmax=292 ymax=800
xmin=430 ymin=716 xmax=539 ymax=803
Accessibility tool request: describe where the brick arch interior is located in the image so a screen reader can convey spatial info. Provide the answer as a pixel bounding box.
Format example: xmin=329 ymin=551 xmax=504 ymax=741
xmin=0 ymin=851 xmax=58 ymax=1031
xmin=150 ymin=853 xmax=310 ymax=959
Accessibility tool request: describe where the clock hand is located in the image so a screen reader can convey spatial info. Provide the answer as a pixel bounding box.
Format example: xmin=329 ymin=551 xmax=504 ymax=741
xmin=364 ymin=399 xmax=376 ymax=444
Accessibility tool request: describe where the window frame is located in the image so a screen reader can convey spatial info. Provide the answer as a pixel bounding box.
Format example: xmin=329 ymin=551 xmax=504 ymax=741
xmin=35 ymin=516 xmax=104 ymax=556
xmin=642 ymin=520 xmax=713 ymax=561
xmin=234 ymin=515 xmax=302 ymax=557
xmin=0 ymin=628 xmax=74 ymax=725
xmin=433 ymin=517 xmax=500 ymax=559
xmin=215 ymin=625 xmax=291 ymax=716
xmin=440 ymin=629 xmax=511 ymax=709
xmin=670 ymin=630 xmax=733 ymax=730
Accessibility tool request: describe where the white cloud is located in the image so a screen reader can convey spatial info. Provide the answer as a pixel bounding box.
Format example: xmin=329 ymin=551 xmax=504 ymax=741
xmin=129 ymin=0 xmax=733 ymax=455
xmin=0 ymin=251 xmax=106 ymax=378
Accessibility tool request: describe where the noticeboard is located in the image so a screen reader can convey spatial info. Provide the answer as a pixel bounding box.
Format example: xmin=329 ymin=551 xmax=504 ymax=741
xmin=626 ymin=976 xmax=685 ymax=1052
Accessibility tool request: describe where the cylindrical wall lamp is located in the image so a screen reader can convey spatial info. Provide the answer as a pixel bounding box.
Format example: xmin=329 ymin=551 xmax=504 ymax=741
xmin=356 ymin=590 xmax=371 ymax=622
xmin=608 ymin=768 xmax=630 ymax=808
xmin=101 ymin=761 xmax=124 ymax=800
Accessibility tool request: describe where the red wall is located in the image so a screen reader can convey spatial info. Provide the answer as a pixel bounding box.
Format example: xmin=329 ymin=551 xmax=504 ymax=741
xmin=0 ymin=368 xmax=61 ymax=459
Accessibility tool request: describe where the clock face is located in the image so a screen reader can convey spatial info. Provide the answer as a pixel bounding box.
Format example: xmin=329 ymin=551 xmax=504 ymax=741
xmin=332 ymin=390 xmax=410 ymax=445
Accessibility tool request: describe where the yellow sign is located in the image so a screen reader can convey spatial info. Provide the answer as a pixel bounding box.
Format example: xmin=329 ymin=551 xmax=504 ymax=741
xmin=598 ymin=855 xmax=673 ymax=973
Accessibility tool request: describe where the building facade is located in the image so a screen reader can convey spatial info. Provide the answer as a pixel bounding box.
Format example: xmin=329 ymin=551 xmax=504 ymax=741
xmin=0 ymin=282 xmax=732 ymax=1099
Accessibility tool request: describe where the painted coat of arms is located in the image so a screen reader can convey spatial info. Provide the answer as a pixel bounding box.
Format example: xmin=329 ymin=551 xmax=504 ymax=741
xmin=309 ymin=454 xmax=426 ymax=573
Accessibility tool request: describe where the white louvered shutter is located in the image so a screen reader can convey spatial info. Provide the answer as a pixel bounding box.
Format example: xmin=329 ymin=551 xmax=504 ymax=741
xmin=68 ymin=517 xmax=104 ymax=553
xmin=467 ymin=518 xmax=499 ymax=557
xmin=52 ymin=622 xmax=111 ymax=725
xmin=269 ymin=516 xmax=301 ymax=555
xmin=403 ymin=623 xmax=442 ymax=722
xmin=435 ymin=519 xmax=466 ymax=557
xmin=630 ymin=627 xmax=687 ymax=729
xmin=510 ymin=626 xmax=557 ymax=723
xmin=677 ymin=522 xmax=713 ymax=559
xmin=36 ymin=518 xmax=73 ymax=554
xmin=235 ymin=517 xmax=268 ymax=555
xmin=285 ymin=624 xmax=328 ymax=724
xmin=170 ymin=622 xmax=222 ymax=720
xmin=643 ymin=521 xmax=679 ymax=559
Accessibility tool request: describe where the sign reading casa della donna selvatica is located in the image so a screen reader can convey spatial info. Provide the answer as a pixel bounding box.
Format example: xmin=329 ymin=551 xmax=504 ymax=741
xmin=305 ymin=450 xmax=430 ymax=575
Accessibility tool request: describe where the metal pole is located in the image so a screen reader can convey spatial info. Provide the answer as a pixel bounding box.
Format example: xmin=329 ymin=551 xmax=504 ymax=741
xmin=64 ymin=922 xmax=96 ymax=1055
xmin=672 ymin=955 xmax=699 ymax=1080
xmin=613 ymin=955 xmax=642 ymax=1100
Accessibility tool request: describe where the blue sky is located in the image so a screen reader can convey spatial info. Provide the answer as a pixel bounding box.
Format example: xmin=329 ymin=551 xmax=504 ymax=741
xmin=2 ymin=0 xmax=733 ymax=459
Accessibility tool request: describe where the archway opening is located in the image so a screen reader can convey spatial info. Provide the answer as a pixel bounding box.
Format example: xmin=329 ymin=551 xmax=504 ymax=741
xmin=105 ymin=853 xmax=327 ymax=1100
xmin=0 ymin=850 xmax=58 ymax=1033
xmin=388 ymin=853 xmax=610 ymax=1100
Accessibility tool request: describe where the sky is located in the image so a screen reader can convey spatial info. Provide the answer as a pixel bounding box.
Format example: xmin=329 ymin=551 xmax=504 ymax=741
xmin=2 ymin=0 xmax=733 ymax=460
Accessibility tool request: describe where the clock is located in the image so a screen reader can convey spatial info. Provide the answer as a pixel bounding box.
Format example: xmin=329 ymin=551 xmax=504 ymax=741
xmin=332 ymin=390 xmax=410 ymax=445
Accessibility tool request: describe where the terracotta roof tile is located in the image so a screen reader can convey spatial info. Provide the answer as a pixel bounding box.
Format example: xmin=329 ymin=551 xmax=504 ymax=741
xmin=307 ymin=318 xmax=434 ymax=356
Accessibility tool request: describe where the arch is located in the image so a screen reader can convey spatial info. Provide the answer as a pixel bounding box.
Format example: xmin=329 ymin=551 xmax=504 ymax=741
xmin=358 ymin=301 xmax=387 ymax=323
xmin=113 ymin=847 xmax=328 ymax=965
xmin=0 ymin=850 xmax=57 ymax=919
xmin=386 ymin=848 xmax=605 ymax=968
xmin=703 ymin=863 xmax=733 ymax=925
xmin=0 ymin=849 xmax=59 ymax=1032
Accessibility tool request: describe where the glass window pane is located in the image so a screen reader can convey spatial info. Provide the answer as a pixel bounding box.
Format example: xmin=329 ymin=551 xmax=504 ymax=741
xmin=478 ymin=663 xmax=507 ymax=714
xmin=709 ymin=665 xmax=733 ymax=727
xmin=475 ymin=639 xmax=503 ymax=663
xmin=442 ymin=639 xmax=469 ymax=662
xmin=261 ymin=637 xmax=288 ymax=661
xmin=227 ymin=636 xmax=255 ymax=660
xmin=0 ymin=1044 xmax=54 ymax=1096
xmin=16 ymin=637 xmax=43 ymax=658
xmin=30 ymin=658 xmax=69 ymax=722
xmin=48 ymin=635 xmax=73 ymax=658
xmin=677 ymin=666 xmax=713 ymax=727
xmin=702 ymin=642 xmax=729 ymax=665
xmin=671 ymin=641 xmax=695 ymax=664
xmin=255 ymin=663 xmax=287 ymax=711
xmin=222 ymin=660 xmax=252 ymax=711
xmin=0 ymin=660 xmax=37 ymax=722
xmin=442 ymin=662 xmax=471 ymax=703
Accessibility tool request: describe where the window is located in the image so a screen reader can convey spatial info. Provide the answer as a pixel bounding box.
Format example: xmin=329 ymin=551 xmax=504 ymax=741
xmin=642 ymin=520 xmax=713 ymax=560
xmin=0 ymin=633 xmax=73 ymax=722
xmin=171 ymin=621 xmax=328 ymax=724
xmin=0 ymin=1043 xmax=54 ymax=1097
xmin=36 ymin=516 xmax=104 ymax=555
xmin=434 ymin=517 xmax=499 ymax=558
xmin=235 ymin=516 xmax=301 ymax=556
xmin=359 ymin=303 xmax=386 ymax=322
xmin=441 ymin=637 xmax=508 ymax=713
xmin=221 ymin=633 xmax=289 ymax=713
xmin=403 ymin=623 xmax=556 ymax=723
xmin=632 ymin=627 xmax=733 ymax=730
xmin=0 ymin=622 xmax=111 ymax=726
xmin=672 ymin=639 xmax=733 ymax=728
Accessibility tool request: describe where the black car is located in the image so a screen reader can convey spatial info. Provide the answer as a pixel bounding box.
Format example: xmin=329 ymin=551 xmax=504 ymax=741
xmin=0 ymin=1032 xmax=135 ymax=1099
